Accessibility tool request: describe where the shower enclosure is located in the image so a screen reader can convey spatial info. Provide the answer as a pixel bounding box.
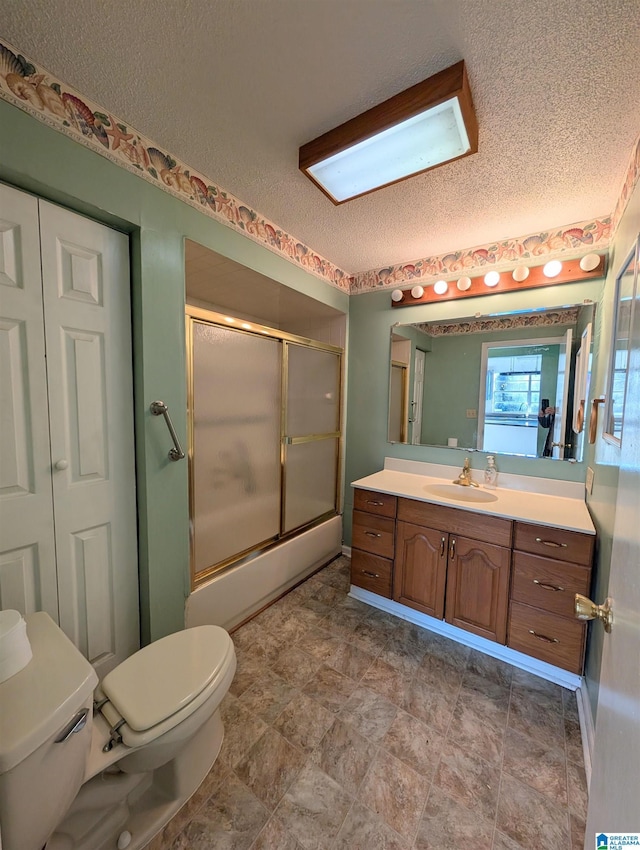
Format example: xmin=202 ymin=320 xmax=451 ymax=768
xmin=186 ymin=306 xmax=342 ymax=586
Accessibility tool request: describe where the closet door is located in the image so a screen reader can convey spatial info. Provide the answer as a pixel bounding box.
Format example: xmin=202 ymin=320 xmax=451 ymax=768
xmin=39 ymin=201 xmax=139 ymax=675
xmin=0 ymin=184 xmax=59 ymax=619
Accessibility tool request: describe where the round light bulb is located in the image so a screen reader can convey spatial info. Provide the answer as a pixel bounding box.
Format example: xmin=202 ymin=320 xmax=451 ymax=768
xmin=411 ymin=285 xmax=425 ymax=299
xmin=579 ymin=253 xmax=600 ymax=272
xmin=543 ymin=260 xmax=562 ymax=278
xmin=391 ymin=289 xmax=403 ymax=302
xmin=484 ymin=271 xmax=500 ymax=287
xmin=457 ymin=276 xmax=471 ymax=291
xmin=512 ymin=265 xmax=529 ymax=282
xmin=433 ymin=280 xmax=448 ymax=295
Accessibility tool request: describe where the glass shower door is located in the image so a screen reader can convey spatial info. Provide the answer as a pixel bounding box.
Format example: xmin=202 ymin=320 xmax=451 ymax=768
xmin=190 ymin=321 xmax=282 ymax=578
xmin=283 ymin=343 xmax=341 ymax=533
xmin=187 ymin=308 xmax=343 ymax=584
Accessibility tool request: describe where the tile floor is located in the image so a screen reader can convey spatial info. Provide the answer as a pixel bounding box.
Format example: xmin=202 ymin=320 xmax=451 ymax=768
xmin=146 ymin=555 xmax=587 ymax=850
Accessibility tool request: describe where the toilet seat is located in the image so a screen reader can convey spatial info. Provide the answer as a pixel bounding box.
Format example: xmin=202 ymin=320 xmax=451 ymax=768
xmin=95 ymin=625 xmax=234 ymax=749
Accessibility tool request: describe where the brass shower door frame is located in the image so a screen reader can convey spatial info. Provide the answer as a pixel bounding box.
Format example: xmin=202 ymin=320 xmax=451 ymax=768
xmin=186 ymin=305 xmax=344 ymax=588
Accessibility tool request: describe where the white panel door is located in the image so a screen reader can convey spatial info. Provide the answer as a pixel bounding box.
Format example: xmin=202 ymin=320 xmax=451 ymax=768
xmin=39 ymin=200 xmax=139 ymax=676
xmin=585 ymin=251 xmax=640 ymax=834
xmin=0 ymin=184 xmax=59 ymax=619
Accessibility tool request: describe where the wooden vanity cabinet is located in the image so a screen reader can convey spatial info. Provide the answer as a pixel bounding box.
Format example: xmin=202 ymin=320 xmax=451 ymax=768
xmin=394 ymin=498 xmax=512 ymax=643
xmin=507 ymin=522 xmax=594 ymax=673
xmin=350 ymin=489 xmax=397 ymax=598
xmin=351 ymin=487 xmax=595 ymax=674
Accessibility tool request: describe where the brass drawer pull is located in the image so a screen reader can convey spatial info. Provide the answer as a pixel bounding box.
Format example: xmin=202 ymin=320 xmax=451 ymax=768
xmin=366 ymin=500 xmax=384 ymax=506
xmin=535 ymin=537 xmax=568 ymax=549
xmin=364 ymin=531 xmax=382 ymax=538
xmin=449 ymin=538 xmax=456 ymax=560
xmin=528 ymin=629 xmax=559 ymax=644
xmin=440 ymin=536 xmax=446 ymax=557
xmin=362 ymin=569 xmax=380 ymax=579
xmin=533 ymin=579 xmax=565 ymax=592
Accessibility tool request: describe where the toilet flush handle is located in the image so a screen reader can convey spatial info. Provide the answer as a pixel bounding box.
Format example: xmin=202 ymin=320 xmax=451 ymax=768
xmin=55 ymin=708 xmax=89 ymax=742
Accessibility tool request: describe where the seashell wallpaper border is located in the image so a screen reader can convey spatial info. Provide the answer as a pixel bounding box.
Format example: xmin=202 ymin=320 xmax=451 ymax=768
xmin=415 ymin=307 xmax=581 ymax=338
xmin=0 ymin=39 xmax=353 ymax=292
xmin=1 ymin=38 xmax=637 ymax=296
xmin=352 ymin=219 xmax=613 ymax=294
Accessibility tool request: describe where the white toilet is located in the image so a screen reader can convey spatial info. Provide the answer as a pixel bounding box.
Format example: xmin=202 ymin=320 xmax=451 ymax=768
xmin=0 ymin=611 xmax=236 ymax=850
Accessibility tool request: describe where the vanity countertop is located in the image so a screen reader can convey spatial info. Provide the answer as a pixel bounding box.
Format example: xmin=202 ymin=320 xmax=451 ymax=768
xmin=352 ymin=468 xmax=595 ymax=535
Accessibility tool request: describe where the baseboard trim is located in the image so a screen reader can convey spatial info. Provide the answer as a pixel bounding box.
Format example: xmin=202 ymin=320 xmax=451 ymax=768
xmin=576 ymin=679 xmax=595 ymax=789
xmin=349 ymin=585 xmax=582 ymax=690
xmin=341 ymin=544 xmax=352 ymax=557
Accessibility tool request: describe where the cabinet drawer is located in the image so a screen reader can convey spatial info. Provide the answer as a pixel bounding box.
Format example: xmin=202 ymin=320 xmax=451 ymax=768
xmin=514 ymin=522 xmax=594 ymax=566
xmin=354 ymin=489 xmax=397 ymax=518
xmin=351 ymin=550 xmax=393 ymax=598
xmin=398 ymin=497 xmax=512 ymax=548
xmin=508 ymin=601 xmax=586 ymax=674
xmin=352 ymin=510 xmax=395 ymax=558
xmin=511 ymin=552 xmax=591 ymax=618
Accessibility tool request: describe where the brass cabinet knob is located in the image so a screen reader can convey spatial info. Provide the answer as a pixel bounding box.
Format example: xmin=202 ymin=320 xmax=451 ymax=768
xmin=575 ymin=593 xmax=613 ymax=633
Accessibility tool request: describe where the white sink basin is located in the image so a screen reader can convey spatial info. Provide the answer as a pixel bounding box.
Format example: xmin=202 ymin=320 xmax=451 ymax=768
xmin=424 ymin=483 xmax=499 ymax=503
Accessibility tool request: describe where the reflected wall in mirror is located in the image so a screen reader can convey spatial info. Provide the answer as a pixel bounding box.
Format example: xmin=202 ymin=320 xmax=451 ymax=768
xmin=388 ymin=303 xmax=596 ymax=461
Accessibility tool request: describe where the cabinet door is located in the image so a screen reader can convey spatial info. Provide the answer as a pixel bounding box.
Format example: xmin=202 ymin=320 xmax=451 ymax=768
xmin=445 ymin=536 xmax=511 ymax=643
xmin=393 ymin=522 xmax=447 ymax=618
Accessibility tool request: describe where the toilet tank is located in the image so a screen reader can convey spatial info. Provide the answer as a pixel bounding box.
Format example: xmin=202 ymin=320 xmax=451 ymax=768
xmin=0 ymin=612 xmax=98 ymax=850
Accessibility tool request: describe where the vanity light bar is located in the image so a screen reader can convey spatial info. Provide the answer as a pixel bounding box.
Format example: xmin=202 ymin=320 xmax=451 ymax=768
xmin=390 ymin=255 xmax=606 ymax=307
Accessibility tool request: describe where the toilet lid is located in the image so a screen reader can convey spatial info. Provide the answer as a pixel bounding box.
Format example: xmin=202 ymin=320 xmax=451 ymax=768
xmin=100 ymin=625 xmax=232 ymax=732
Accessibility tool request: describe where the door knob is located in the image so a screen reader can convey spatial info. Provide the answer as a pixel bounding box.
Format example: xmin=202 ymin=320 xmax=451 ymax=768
xmin=54 ymin=459 xmax=69 ymax=471
xmin=575 ymin=593 xmax=613 ymax=633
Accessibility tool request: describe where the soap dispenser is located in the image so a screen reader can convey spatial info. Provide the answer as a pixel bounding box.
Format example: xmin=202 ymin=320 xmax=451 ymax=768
xmin=484 ymin=455 xmax=498 ymax=489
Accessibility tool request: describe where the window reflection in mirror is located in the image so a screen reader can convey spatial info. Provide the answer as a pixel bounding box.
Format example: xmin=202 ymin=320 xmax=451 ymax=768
xmin=388 ymin=303 xmax=596 ymax=462
xmin=477 ymin=333 xmax=571 ymax=458
xmin=604 ymin=237 xmax=638 ymax=444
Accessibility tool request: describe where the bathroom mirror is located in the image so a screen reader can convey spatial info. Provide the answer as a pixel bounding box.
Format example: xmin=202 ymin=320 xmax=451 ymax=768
xmin=603 ymin=235 xmax=638 ymax=445
xmin=388 ymin=302 xmax=596 ymax=461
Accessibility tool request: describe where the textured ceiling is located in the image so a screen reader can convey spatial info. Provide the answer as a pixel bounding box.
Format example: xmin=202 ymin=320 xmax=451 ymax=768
xmin=4 ymin=0 xmax=640 ymax=275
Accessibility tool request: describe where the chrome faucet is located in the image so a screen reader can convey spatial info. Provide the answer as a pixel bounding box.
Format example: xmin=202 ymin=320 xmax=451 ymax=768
xmin=453 ymin=457 xmax=478 ymax=487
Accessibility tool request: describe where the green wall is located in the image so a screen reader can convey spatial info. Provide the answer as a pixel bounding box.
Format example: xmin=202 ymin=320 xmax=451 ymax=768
xmin=344 ymin=279 xmax=604 ymax=544
xmin=0 ymin=99 xmax=348 ymax=643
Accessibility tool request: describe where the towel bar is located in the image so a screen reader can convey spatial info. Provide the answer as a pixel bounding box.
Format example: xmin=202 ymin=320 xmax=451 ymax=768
xmin=150 ymin=400 xmax=185 ymax=461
